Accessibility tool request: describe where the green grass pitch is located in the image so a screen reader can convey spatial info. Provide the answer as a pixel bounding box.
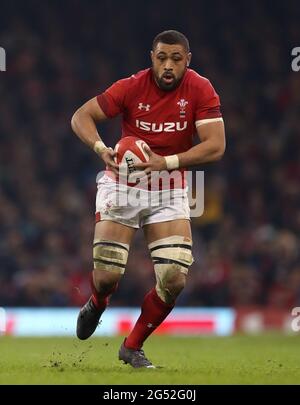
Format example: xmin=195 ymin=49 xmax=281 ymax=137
xmin=0 ymin=334 xmax=299 ymax=384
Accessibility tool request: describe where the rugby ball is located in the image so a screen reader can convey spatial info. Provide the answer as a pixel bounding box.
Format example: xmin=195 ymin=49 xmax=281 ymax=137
xmin=114 ymin=136 xmax=149 ymax=180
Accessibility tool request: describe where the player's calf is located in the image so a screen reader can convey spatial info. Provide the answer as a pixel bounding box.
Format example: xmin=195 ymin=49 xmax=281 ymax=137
xmin=91 ymin=270 xmax=120 ymax=309
xmin=76 ymin=239 xmax=129 ymax=340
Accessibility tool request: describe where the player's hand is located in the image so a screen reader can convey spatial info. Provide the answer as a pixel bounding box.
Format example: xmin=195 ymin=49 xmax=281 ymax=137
xmin=100 ymin=147 xmax=119 ymax=175
xmin=134 ymin=146 xmax=167 ymax=174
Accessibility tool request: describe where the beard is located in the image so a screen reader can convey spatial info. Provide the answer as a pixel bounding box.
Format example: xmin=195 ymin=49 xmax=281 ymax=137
xmin=155 ymin=71 xmax=182 ymax=91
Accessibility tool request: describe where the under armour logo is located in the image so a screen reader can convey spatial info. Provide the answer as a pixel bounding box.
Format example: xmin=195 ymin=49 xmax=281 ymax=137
xmin=138 ymin=103 xmax=151 ymax=111
xmin=147 ymin=323 xmax=154 ymax=328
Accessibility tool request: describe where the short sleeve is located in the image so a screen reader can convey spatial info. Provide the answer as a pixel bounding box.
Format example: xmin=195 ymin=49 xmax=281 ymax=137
xmin=97 ymin=78 xmax=130 ymax=118
xmin=194 ymin=80 xmax=222 ymax=126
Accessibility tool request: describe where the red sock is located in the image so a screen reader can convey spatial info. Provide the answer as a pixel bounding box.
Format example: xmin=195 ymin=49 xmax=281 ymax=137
xmin=125 ymin=288 xmax=174 ymax=350
xmin=90 ymin=273 xmax=117 ymax=311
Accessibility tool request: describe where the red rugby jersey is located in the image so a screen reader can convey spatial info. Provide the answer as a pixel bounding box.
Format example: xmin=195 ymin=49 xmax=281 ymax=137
xmin=97 ymin=68 xmax=222 ymax=189
xmin=97 ymin=68 xmax=221 ymax=156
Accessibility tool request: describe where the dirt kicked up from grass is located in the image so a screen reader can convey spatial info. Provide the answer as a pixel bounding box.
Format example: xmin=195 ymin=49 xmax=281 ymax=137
xmin=0 ymin=334 xmax=300 ymax=385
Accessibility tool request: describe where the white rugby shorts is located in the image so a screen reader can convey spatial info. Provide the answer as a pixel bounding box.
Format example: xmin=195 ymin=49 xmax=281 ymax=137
xmin=95 ymin=174 xmax=190 ymax=228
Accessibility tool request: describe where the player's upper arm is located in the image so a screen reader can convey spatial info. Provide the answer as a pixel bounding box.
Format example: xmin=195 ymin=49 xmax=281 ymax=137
xmin=196 ymin=119 xmax=226 ymax=159
xmin=76 ymin=97 xmax=108 ymax=122
xmin=73 ymin=77 xmax=130 ymax=123
xmin=196 ymin=119 xmax=225 ymax=144
xmin=194 ymin=78 xmax=225 ymax=157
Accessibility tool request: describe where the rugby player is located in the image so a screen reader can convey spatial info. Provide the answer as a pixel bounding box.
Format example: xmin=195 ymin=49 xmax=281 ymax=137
xmin=71 ymin=30 xmax=225 ymax=368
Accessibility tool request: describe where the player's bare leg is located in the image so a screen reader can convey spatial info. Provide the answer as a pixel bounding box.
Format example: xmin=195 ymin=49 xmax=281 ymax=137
xmin=77 ymin=220 xmax=136 ymax=340
xmin=119 ymin=219 xmax=193 ymax=368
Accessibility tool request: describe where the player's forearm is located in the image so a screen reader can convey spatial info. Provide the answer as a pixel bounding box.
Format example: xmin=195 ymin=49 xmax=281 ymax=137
xmin=177 ymin=139 xmax=225 ymax=167
xmin=71 ymin=108 xmax=102 ymax=150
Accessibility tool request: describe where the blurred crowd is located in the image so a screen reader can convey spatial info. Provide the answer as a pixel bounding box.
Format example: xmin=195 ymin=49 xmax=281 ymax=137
xmin=0 ymin=0 xmax=300 ymax=308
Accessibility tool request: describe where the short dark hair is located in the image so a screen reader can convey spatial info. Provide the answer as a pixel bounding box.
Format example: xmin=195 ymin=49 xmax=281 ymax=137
xmin=152 ymin=30 xmax=190 ymax=52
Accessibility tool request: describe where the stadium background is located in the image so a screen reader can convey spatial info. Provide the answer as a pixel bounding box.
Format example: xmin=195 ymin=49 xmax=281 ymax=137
xmin=0 ymin=0 xmax=300 ymax=334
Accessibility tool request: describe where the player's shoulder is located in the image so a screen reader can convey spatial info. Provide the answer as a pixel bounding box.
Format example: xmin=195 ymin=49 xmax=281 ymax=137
xmin=130 ymin=68 xmax=151 ymax=81
xmin=185 ymin=68 xmax=212 ymax=89
xmin=117 ymin=68 xmax=151 ymax=88
xmin=110 ymin=69 xmax=151 ymax=101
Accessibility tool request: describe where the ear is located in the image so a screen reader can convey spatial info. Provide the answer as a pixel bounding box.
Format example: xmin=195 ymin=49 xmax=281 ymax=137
xmin=150 ymin=50 xmax=154 ymax=63
xmin=187 ymin=52 xmax=192 ymax=67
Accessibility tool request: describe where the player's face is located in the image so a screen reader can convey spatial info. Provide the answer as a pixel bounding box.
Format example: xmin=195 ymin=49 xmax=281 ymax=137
xmin=151 ymin=43 xmax=191 ymax=91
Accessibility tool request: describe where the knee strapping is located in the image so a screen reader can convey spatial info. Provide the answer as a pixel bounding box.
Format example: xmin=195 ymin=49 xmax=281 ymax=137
xmin=93 ymin=239 xmax=129 ymax=274
xmin=149 ymin=235 xmax=194 ymax=302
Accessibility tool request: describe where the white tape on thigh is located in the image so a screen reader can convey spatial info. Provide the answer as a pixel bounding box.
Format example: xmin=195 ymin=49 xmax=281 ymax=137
xmin=149 ymin=235 xmax=194 ymax=275
xmin=93 ymin=239 xmax=129 ymax=274
xmin=149 ymin=235 xmax=194 ymax=302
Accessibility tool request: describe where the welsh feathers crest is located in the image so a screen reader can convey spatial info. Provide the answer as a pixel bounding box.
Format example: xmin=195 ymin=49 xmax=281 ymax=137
xmin=177 ymin=99 xmax=188 ymax=117
xmin=177 ymin=99 xmax=188 ymax=109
